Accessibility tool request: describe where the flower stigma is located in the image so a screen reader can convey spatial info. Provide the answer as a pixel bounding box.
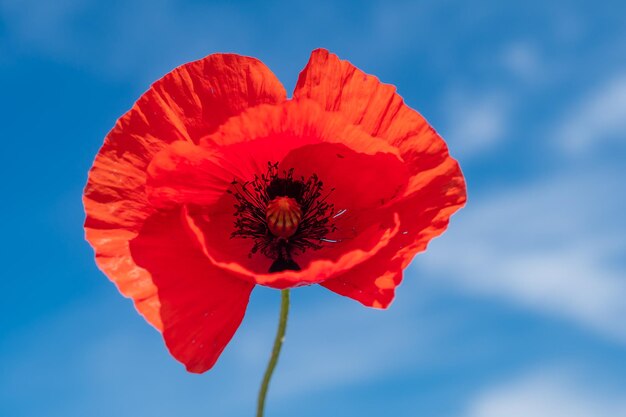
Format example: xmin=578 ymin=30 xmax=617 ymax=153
xmin=266 ymin=196 xmax=302 ymax=238
xmin=230 ymin=162 xmax=336 ymax=273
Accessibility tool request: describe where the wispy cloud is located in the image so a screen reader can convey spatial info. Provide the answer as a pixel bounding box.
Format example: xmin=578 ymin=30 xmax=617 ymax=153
xmin=500 ymin=41 xmax=544 ymax=83
xmin=420 ymin=167 xmax=626 ymax=342
xmin=440 ymin=89 xmax=512 ymax=158
xmin=461 ymin=367 xmax=626 ymax=417
xmin=554 ymin=73 xmax=626 ymax=154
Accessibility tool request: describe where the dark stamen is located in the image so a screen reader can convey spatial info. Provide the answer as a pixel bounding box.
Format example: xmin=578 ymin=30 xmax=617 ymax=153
xmin=230 ymin=162 xmax=336 ymax=272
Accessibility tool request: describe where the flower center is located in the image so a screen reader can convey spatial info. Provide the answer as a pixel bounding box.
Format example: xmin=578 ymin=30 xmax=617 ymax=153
xmin=230 ymin=162 xmax=336 ymax=273
xmin=266 ymin=196 xmax=302 ymax=238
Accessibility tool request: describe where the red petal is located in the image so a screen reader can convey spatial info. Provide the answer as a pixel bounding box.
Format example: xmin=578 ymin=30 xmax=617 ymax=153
xmin=185 ymin=206 xmax=402 ymax=289
xmin=294 ymin=48 xmax=465 ymax=209
xmin=84 ymin=53 xmax=283 ymax=328
xmin=129 ymin=209 xmax=254 ymax=373
xmin=294 ymin=49 xmax=467 ymax=307
xmin=146 ymin=141 xmax=234 ymax=209
xmin=294 ymin=48 xmax=453 ymax=183
xmin=321 ymin=266 xmax=402 ymax=309
xmin=279 ymin=141 xmax=407 ymax=213
xmin=86 ymin=53 xmax=286 ymax=232
xmin=146 ymin=99 xmax=401 ymax=209
xmin=322 ymin=158 xmax=466 ymax=308
xmin=161 ymin=100 xmax=410 ymax=288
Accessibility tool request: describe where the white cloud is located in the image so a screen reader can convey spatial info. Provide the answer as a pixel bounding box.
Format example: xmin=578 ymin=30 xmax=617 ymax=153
xmin=462 ymin=368 xmax=626 ymax=417
xmin=440 ymin=90 xmax=511 ymax=157
xmin=501 ymin=41 xmax=543 ymax=82
xmin=421 ymin=167 xmax=626 ymax=342
xmin=554 ymin=74 xmax=626 ymax=153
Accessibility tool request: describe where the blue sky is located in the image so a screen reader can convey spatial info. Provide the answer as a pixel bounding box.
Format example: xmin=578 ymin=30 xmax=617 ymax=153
xmin=1 ymin=0 xmax=625 ymax=416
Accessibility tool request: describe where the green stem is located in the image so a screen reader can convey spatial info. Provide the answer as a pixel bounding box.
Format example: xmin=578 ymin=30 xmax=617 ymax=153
xmin=256 ymin=289 xmax=290 ymax=417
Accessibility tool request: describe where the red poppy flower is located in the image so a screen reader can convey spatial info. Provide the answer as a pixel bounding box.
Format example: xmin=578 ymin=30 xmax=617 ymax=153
xmin=84 ymin=49 xmax=466 ymax=373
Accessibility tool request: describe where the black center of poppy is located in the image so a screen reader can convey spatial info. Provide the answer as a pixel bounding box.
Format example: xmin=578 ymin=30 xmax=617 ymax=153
xmin=229 ymin=162 xmax=336 ymax=273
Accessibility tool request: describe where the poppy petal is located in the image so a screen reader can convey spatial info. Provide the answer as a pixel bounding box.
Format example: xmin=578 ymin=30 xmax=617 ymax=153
xmin=321 ymin=265 xmax=402 ymax=309
xmin=321 ymin=158 xmax=466 ymax=308
xmin=84 ymin=53 xmax=284 ymax=327
xmin=185 ymin=206 xmax=402 ymax=289
xmin=146 ymin=100 xmax=402 ymax=210
xmin=86 ymin=52 xmax=286 ymax=232
xmin=146 ymin=99 xmax=410 ymax=288
xmin=294 ymin=48 xmax=452 ymax=185
xmin=295 ymin=49 xmax=467 ymax=307
xmin=129 ymin=209 xmax=254 ymax=373
xmin=202 ymin=99 xmax=400 ymax=156
xmin=146 ymin=141 xmax=234 ymax=209
xmin=182 ymin=167 xmax=404 ymax=289
xmin=85 ymin=228 xmax=163 ymax=328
